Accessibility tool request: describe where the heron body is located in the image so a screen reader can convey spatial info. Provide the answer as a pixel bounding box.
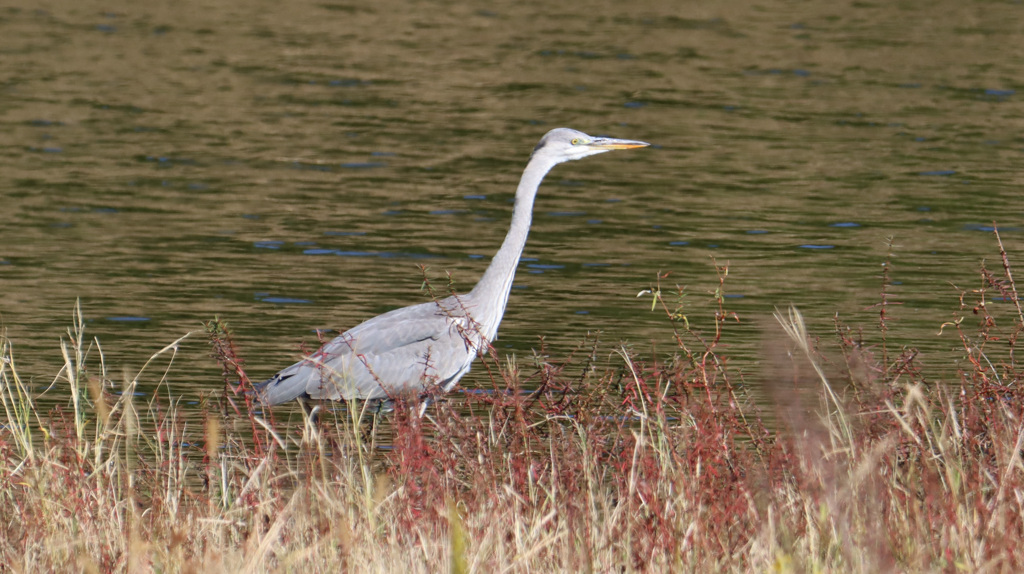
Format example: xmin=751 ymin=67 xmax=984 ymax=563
xmin=255 ymin=128 xmax=649 ymax=406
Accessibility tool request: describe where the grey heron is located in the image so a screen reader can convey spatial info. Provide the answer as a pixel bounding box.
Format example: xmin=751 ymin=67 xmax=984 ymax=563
xmin=255 ymin=127 xmax=649 ymax=408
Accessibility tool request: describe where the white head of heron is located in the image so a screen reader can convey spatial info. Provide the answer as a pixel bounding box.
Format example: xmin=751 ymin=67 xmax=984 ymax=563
xmin=531 ymin=128 xmax=650 ymax=164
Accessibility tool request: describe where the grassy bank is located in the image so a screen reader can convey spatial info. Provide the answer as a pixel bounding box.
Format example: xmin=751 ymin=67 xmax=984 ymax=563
xmin=4 ymin=241 xmax=1024 ymax=572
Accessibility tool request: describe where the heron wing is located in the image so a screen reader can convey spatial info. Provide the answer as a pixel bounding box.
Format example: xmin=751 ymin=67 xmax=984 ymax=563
xmin=256 ymin=295 xmax=484 ymax=404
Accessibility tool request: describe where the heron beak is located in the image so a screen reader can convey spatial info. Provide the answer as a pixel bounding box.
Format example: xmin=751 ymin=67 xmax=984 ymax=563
xmin=588 ymin=137 xmax=650 ymax=150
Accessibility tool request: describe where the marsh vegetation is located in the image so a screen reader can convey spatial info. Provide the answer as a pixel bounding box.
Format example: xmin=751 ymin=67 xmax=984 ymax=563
xmin=5 ymin=234 xmax=1024 ymax=572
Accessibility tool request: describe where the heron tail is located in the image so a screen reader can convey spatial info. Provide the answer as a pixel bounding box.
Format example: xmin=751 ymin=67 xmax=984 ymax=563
xmin=252 ymin=373 xmax=309 ymax=406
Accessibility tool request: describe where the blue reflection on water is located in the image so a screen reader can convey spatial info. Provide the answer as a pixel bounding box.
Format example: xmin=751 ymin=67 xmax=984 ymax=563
xmin=984 ymin=88 xmax=1014 ymax=99
xmin=257 ymin=295 xmax=312 ymax=304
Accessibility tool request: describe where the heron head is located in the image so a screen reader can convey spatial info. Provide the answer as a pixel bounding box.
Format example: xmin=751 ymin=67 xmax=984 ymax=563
xmin=531 ymin=128 xmax=649 ymax=164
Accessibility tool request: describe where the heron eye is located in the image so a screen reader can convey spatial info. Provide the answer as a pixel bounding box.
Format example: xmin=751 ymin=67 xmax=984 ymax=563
xmin=571 ymin=138 xmax=580 ymax=145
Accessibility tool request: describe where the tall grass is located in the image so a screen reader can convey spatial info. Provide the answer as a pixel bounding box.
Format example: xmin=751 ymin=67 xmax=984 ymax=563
xmin=3 ymin=234 xmax=1024 ymax=571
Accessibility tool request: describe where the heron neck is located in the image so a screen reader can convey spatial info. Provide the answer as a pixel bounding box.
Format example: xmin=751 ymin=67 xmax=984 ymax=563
xmin=469 ymin=155 xmax=556 ymax=336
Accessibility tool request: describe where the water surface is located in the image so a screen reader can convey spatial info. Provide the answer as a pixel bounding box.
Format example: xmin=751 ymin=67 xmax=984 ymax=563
xmin=2 ymin=0 xmax=1024 ymax=417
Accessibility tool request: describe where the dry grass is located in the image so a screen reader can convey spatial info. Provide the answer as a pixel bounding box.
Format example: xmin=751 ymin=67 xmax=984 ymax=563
xmin=4 ymin=236 xmax=1024 ymax=572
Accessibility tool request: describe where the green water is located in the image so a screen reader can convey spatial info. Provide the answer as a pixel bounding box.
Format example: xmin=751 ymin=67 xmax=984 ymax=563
xmin=2 ymin=0 xmax=1023 ymax=415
